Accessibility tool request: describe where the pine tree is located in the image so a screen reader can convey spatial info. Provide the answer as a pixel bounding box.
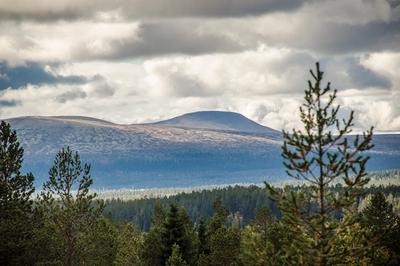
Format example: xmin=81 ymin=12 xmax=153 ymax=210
xmin=39 ymin=146 xmax=103 ymax=266
xmin=267 ymin=62 xmax=374 ymax=265
xmin=0 ymin=121 xmax=35 ymax=265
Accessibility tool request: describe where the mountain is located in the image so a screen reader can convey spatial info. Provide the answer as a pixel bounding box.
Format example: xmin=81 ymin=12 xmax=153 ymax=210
xmin=152 ymin=111 xmax=280 ymax=137
xmin=4 ymin=112 xmax=400 ymax=189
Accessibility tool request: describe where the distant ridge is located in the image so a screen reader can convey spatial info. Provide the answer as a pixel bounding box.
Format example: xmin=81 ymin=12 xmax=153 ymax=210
xmin=50 ymin=116 xmax=114 ymax=124
xmin=7 ymin=115 xmax=114 ymax=125
xmin=3 ymin=111 xmax=400 ymax=189
xmin=153 ymin=111 xmax=279 ymax=135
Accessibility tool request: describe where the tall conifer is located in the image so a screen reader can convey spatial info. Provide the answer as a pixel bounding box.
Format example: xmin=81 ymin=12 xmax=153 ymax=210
xmin=268 ymin=63 xmax=374 ymax=265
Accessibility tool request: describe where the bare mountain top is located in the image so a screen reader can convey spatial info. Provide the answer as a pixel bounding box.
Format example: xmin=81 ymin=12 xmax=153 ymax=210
xmin=152 ymin=111 xmax=279 ymax=135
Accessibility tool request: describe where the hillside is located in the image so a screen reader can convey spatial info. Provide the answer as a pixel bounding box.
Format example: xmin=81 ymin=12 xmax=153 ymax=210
xmin=152 ymin=111 xmax=280 ymax=137
xmin=5 ymin=112 xmax=400 ymax=189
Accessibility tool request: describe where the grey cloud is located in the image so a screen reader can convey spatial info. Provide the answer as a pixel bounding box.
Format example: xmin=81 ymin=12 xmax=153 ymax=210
xmin=91 ymin=75 xmax=115 ymax=97
xmin=56 ymin=90 xmax=87 ymax=103
xmin=76 ymin=14 xmax=400 ymax=61
xmin=76 ymin=22 xmax=246 ymax=60
xmin=305 ymin=21 xmax=400 ymax=54
xmin=322 ymin=57 xmax=391 ymax=90
xmin=0 ymin=62 xmax=87 ymax=90
xmin=0 ymin=0 xmax=304 ymax=22
xmin=0 ymin=99 xmax=21 ymax=107
xmin=119 ymin=0 xmax=304 ymax=19
xmin=165 ymin=72 xmax=213 ymax=97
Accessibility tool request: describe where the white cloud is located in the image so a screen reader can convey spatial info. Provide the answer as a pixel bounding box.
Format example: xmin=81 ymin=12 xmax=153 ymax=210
xmin=0 ymin=0 xmax=399 ymax=132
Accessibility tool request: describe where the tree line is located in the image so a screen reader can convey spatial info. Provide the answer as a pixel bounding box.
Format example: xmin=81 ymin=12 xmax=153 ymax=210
xmin=1 ymin=63 xmax=400 ymax=265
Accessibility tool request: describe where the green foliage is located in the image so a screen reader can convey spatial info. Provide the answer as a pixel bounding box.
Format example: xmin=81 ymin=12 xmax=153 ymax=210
xmin=166 ymin=244 xmax=188 ymax=266
xmin=38 ymin=146 xmax=105 ymax=266
xmin=360 ymin=192 xmax=400 ymax=265
xmin=161 ymin=204 xmax=197 ymax=265
xmin=114 ymin=223 xmax=143 ymax=266
xmin=197 ymin=217 xmax=208 ymax=256
xmin=104 ymin=185 xmax=276 ymax=231
xmin=198 ymin=200 xmax=241 ymax=266
xmin=268 ymin=62 xmax=374 ymax=265
xmin=0 ymin=121 xmax=35 ymax=265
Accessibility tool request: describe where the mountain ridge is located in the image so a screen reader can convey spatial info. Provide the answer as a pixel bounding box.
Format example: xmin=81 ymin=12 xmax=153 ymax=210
xmin=6 ymin=111 xmax=279 ymax=135
xmin=3 ymin=111 xmax=400 ymax=189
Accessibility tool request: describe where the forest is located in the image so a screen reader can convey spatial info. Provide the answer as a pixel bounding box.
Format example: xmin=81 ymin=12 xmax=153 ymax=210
xmin=1 ymin=63 xmax=400 ymax=265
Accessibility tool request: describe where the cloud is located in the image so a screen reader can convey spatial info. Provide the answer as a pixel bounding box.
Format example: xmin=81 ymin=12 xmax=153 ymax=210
xmin=0 ymin=1 xmax=399 ymax=64
xmin=89 ymin=75 xmax=115 ymax=97
xmin=56 ymin=89 xmax=87 ymax=103
xmin=74 ymin=21 xmax=246 ymax=60
xmin=0 ymin=0 xmax=304 ymax=22
xmin=0 ymin=0 xmax=399 ymax=132
xmin=0 ymin=62 xmax=86 ymax=90
xmin=0 ymin=99 xmax=20 ymax=107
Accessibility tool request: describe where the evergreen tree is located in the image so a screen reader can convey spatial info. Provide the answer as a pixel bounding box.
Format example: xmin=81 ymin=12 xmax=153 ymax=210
xmin=252 ymin=207 xmax=274 ymax=244
xmin=114 ymin=223 xmax=143 ymax=266
xmin=141 ymin=202 xmax=165 ymax=266
xmin=198 ymin=200 xmax=241 ymax=266
xmin=197 ymin=217 xmax=208 ymax=256
xmin=166 ymin=244 xmax=188 ymax=266
xmin=208 ymin=200 xmax=229 ymax=235
xmin=81 ymin=217 xmax=118 ymax=265
xmin=360 ymin=192 xmax=400 ymax=264
xmin=0 ymin=121 xmax=35 ymax=265
xmin=39 ymin=146 xmax=103 ymax=266
xmin=267 ymin=62 xmax=374 ymax=265
xmin=161 ymin=204 xmax=196 ymax=265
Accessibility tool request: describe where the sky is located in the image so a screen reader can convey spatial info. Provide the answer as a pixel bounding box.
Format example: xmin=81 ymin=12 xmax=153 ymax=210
xmin=0 ymin=0 xmax=400 ymax=132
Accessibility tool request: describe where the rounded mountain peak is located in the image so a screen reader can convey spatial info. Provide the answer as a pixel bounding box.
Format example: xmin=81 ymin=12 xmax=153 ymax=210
xmin=154 ymin=111 xmax=279 ymax=135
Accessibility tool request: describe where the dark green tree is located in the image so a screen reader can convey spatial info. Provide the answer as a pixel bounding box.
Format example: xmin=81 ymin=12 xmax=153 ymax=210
xmin=197 ymin=200 xmax=241 ymax=266
xmin=197 ymin=217 xmax=208 ymax=256
xmin=141 ymin=202 xmax=166 ymax=266
xmin=208 ymin=200 xmax=229 ymax=235
xmin=114 ymin=223 xmax=143 ymax=266
xmin=360 ymin=192 xmax=400 ymax=264
xmin=252 ymin=207 xmax=274 ymax=244
xmin=39 ymin=146 xmax=104 ymax=266
xmin=0 ymin=121 xmax=35 ymax=265
xmin=161 ymin=204 xmax=196 ymax=265
xmin=267 ymin=62 xmax=374 ymax=265
xmin=166 ymin=244 xmax=188 ymax=266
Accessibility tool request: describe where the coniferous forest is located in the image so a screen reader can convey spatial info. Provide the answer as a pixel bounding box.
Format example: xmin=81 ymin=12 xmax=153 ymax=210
xmin=1 ymin=64 xmax=400 ymax=265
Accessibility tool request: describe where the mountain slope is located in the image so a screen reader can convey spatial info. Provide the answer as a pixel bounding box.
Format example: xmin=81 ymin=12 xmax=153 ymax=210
xmin=5 ymin=112 xmax=400 ymax=189
xmin=152 ymin=111 xmax=279 ymax=136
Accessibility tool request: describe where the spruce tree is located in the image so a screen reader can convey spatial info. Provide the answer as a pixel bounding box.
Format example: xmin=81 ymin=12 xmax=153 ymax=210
xmin=360 ymin=192 xmax=400 ymax=264
xmin=161 ymin=204 xmax=195 ymax=265
xmin=141 ymin=202 xmax=165 ymax=266
xmin=0 ymin=121 xmax=35 ymax=265
xmin=267 ymin=63 xmax=374 ymax=265
xmin=197 ymin=217 xmax=208 ymax=256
